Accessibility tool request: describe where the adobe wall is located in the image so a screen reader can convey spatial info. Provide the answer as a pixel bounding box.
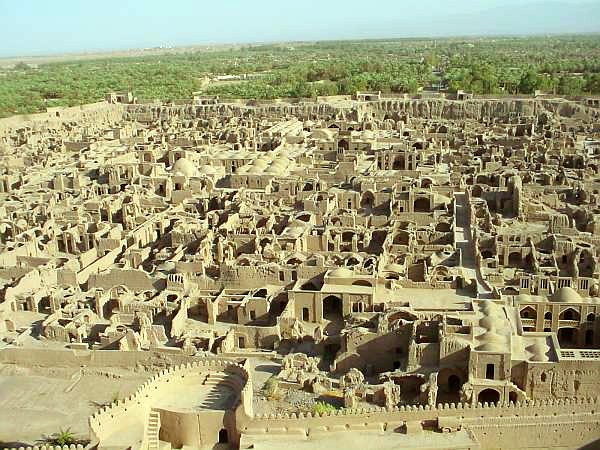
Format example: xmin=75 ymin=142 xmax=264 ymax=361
xmin=76 ymin=245 xmax=123 ymax=284
xmin=0 ymin=347 xmax=217 ymax=369
xmin=87 ymin=267 xmax=159 ymax=292
xmin=123 ymin=97 xmax=597 ymax=123
xmin=2 ymin=446 xmax=85 ymax=450
xmin=523 ymin=359 xmax=600 ymax=399
xmin=0 ymin=102 xmax=125 ymax=138
xmin=89 ymin=359 xmax=252 ymax=444
xmin=244 ymin=397 xmax=600 ymax=449
xmin=158 ymin=409 xmax=235 ymax=449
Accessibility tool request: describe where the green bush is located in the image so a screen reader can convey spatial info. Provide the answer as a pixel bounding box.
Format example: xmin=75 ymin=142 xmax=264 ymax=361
xmin=2 ymin=36 xmax=600 ymax=118
xmin=262 ymin=376 xmax=279 ymax=399
xmin=48 ymin=429 xmax=76 ymax=446
xmin=311 ymin=401 xmax=337 ymax=415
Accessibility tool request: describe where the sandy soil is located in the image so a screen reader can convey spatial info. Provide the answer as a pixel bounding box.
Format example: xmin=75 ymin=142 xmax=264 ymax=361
xmin=0 ymin=364 xmax=149 ymax=446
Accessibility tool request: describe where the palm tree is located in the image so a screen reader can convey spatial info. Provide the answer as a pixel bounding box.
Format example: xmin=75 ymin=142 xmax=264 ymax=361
xmin=47 ymin=429 xmax=76 ymax=446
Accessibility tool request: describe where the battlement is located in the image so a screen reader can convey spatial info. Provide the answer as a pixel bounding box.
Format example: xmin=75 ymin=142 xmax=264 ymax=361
xmin=250 ymin=396 xmax=599 ymax=422
xmin=88 ymin=358 xmax=252 ymax=442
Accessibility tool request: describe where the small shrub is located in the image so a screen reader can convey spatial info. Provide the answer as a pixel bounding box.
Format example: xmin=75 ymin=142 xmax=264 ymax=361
xmin=262 ymin=376 xmax=280 ymax=400
xmin=48 ymin=429 xmax=76 ymax=446
xmin=311 ymin=401 xmax=337 ymax=415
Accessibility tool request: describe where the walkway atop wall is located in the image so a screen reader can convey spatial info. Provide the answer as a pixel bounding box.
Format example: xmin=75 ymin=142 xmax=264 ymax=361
xmin=454 ymin=193 xmax=493 ymax=299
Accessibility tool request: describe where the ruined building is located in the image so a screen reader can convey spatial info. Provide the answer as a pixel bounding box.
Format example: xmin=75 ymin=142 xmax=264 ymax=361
xmin=0 ymin=92 xmax=600 ymax=449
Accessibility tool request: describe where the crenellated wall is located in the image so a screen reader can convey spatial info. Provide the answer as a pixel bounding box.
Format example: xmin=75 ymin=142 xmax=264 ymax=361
xmin=88 ymin=358 xmax=252 ymax=445
xmin=123 ymin=97 xmax=597 ymax=123
xmin=2 ymin=445 xmax=86 ymax=450
xmin=244 ymin=397 xmax=600 ymax=448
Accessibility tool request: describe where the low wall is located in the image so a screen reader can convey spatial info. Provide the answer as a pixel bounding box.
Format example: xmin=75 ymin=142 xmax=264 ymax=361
xmin=89 ymin=359 xmax=252 ymax=443
xmin=0 ymin=347 xmax=204 ymax=368
xmin=245 ymin=397 xmax=600 ymax=448
xmin=2 ymin=446 xmax=85 ymax=450
xmin=0 ymin=102 xmax=124 ymax=138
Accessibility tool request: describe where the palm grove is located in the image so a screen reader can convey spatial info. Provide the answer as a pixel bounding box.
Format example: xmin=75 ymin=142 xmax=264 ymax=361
xmin=2 ymin=35 xmax=600 ymax=118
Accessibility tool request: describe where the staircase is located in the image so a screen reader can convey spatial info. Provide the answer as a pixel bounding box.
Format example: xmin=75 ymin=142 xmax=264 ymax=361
xmin=203 ymin=373 xmax=227 ymax=386
xmin=144 ymin=409 xmax=161 ymax=450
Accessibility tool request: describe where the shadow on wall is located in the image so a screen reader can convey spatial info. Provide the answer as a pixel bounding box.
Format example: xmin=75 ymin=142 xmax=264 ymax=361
xmin=254 ymin=364 xmax=279 ymax=375
xmin=579 ymin=438 xmax=600 ymax=450
xmin=0 ymin=443 xmax=30 ymax=449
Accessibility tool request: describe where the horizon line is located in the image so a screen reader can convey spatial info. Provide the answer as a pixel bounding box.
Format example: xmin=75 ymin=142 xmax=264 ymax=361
xmin=2 ymin=31 xmax=600 ymax=61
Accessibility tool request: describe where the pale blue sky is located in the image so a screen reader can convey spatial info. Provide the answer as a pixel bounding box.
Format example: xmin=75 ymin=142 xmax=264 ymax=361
xmin=1 ymin=0 xmax=599 ymax=57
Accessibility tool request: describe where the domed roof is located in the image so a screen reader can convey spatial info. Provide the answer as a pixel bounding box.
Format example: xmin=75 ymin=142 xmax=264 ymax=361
xmin=480 ymin=301 xmax=504 ymax=318
xmin=361 ymin=130 xmax=374 ymax=140
xmin=172 ymin=158 xmax=198 ymax=177
xmin=266 ymin=162 xmax=285 ymax=175
xmin=528 ymin=340 xmax=549 ymax=362
xmin=515 ymin=293 xmax=532 ymax=302
xmin=156 ymin=261 xmax=176 ymax=272
xmin=311 ymin=129 xmax=335 ymax=140
xmin=476 ymin=342 xmax=507 ymax=353
xmin=479 ymin=315 xmax=505 ymax=330
xmin=478 ymin=329 xmax=508 ymax=345
xmin=384 ymin=263 xmax=404 ymax=273
xmin=552 ymin=287 xmax=581 ymax=303
xmin=476 ymin=328 xmax=509 ymax=352
xmin=197 ymin=165 xmax=216 ymax=175
xmin=328 ymin=267 xmax=354 ymax=278
xmin=248 ymin=166 xmax=263 ymax=175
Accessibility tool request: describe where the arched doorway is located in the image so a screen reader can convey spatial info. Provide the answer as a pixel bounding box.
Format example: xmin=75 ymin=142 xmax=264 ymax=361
xmin=323 ymin=296 xmax=343 ymax=321
xmin=585 ymin=329 xmax=594 ymax=347
xmin=393 ymin=156 xmax=405 ymax=170
xmin=361 ymin=192 xmax=375 ymax=209
xmin=560 ymin=308 xmax=580 ymax=321
xmin=520 ymin=306 xmax=536 ymax=319
xmin=478 ymin=388 xmax=500 ymax=405
xmin=437 ymin=369 xmax=463 ymax=403
xmin=508 ymin=252 xmax=522 ymax=267
xmin=218 ymin=428 xmax=229 ymax=444
xmin=414 ymin=198 xmax=430 ymax=212
xmin=448 ymin=375 xmax=461 ymax=393
xmin=558 ymin=328 xmax=576 ymax=347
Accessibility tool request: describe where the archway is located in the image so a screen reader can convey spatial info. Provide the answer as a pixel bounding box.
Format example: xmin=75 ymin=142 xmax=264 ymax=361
xmin=323 ymin=296 xmax=343 ymax=321
xmin=414 ymin=198 xmax=430 ymax=212
xmin=346 ymin=256 xmax=360 ymax=267
xmin=481 ymin=250 xmax=494 ymax=259
xmin=436 ymin=222 xmax=451 ymax=232
xmin=508 ymin=252 xmax=522 ymax=267
xmin=361 ymin=192 xmax=375 ymax=209
xmin=585 ymin=329 xmax=594 ymax=347
xmin=478 ymin=388 xmax=500 ymax=405
xmin=218 ymin=429 xmax=229 ymax=444
xmin=393 ymin=231 xmax=410 ymax=245
xmin=421 ymin=178 xmax=433 ymax=189
xmin=520 ymin=306 xmax=536 ymax=319
xmin=558 ymin=328 xmax=576 ymax=347
xmin=587 ymin=313 xmax=595 ymax=322
xmin=393 ymin=156 xmax=405 ymax=170
xmin=448 ymin=374 xmax=461 ymax=393
xmin=436 ymin=368 xmax=463 ymax=403
xmin=560 ymin=308 xmax=580 ymax=321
